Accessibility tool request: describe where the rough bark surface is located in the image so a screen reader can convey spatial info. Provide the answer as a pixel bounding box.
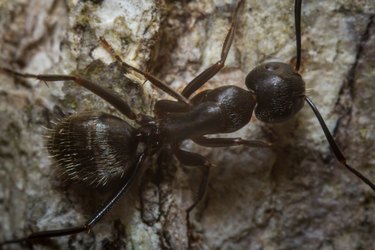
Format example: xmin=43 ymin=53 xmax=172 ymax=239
xmin=0 ymin=0 xmax=374 ymax=250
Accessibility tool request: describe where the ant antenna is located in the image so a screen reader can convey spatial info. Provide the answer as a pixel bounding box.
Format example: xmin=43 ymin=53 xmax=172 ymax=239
xmin=294 ymin=0 xmax=302 ymax=71
xmin=294 ymin=0 xmax=375 ymax=191
xmin=306 ymin=97 xmax=375 ymax=190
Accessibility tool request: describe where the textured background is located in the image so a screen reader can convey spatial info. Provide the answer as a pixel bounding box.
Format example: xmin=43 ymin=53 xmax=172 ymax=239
xmin=0 ymin=0 xmax=374 ymax=249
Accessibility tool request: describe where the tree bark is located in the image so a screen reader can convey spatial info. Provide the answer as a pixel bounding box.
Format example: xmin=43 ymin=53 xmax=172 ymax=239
xmin=0 ymin=0 xmax=374 ymax=249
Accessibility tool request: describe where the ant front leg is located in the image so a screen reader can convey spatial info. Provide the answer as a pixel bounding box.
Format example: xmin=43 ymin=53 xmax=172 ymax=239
xmin=0 ymin=153 xmax=146 ymax=247
xmin=0 ymin=67 xmax=137 ymax=121
xmin=193 ymin=136 xmax=272 ymax=148
xmin=181 ymin=0 xmax=244 ymax=98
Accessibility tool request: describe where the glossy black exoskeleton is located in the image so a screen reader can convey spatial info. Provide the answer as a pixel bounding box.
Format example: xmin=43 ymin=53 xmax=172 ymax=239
xmin=0 ymin=0 xmax=374 ymax=247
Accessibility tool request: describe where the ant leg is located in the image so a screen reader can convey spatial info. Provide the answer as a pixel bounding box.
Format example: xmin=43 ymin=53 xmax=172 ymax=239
xmin=173 ymin=147 xmax=211 ymax=213
xmin=99 ymin=37 xmax=190 ymax=105
xmin=193 ymin=136 xmax=272 ymax=148
xmin=305 ymin=97 xmax=375 ymax=191
xmin=181 ymin=0 xmax=244 ymax=98
xmin=0 ymin=67 xmax=137 ymax=121
xmin=154 ymin=99 xmax=191 ymax=117
xmin=173 ymin=147 xmax=212 ymax=249
xmin=0 ymin=153 xmax=146 ymax=247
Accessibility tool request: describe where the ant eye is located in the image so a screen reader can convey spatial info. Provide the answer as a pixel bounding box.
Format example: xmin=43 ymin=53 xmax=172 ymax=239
xmin=264 ymin=63 xmax=279 ymax=71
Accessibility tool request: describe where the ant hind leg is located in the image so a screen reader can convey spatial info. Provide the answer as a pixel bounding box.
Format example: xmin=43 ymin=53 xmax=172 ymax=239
xmin=0 ymin=67 xmax=137 ymax=121
xmin=0 ymin=153 xmax=146 ymax=247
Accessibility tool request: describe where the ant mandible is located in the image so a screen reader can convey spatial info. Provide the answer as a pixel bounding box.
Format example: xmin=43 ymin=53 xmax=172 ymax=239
xmin=0 ymin=0 xmax=374 ymax=248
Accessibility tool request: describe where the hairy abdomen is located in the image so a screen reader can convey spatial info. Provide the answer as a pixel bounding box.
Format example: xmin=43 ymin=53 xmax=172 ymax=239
xmin=46 ymin=112 xmax=138 ymax=187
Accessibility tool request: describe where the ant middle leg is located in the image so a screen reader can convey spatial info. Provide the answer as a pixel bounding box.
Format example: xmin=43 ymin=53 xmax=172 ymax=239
xmin=0 ymin=153 xmax=146 ymax=247
xmin=172 ymin=147 xmax=212 ymax=249
xmin=181 ymin=0 xmax=245 ymax=98
xmin=173 ymin=147 xmax=212 ymax=213
xmin=0 ymin=67 xmax=138 ymax=121
xmin=154 ymin=99 xmax=191 ymax=117
xmin=99 ymin=37 xmax=191 ymax=105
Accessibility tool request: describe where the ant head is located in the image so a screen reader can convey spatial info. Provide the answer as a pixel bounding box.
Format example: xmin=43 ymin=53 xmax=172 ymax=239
xmin=245 ymin=62 xmax=306 ymax=123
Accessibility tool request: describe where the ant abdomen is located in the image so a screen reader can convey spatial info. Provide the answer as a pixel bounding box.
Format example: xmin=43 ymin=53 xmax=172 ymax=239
xmin=245 ymin=62 xmax=305 ymax=123
xmin=46 ymin=112 xmax=139 ymax=187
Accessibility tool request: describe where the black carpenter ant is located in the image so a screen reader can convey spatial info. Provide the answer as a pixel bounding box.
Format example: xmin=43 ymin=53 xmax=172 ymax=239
xmin=0 ymin=0 xmax=374 ymax=248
